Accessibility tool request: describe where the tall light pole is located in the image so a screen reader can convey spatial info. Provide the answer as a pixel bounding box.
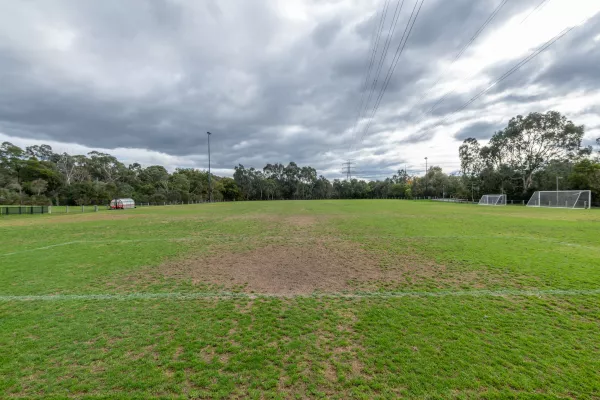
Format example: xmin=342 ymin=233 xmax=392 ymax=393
xmin=424 ymin=157 xmax=428 ymax=197
xmin=207 ymin=131 xmax=212 ymax=202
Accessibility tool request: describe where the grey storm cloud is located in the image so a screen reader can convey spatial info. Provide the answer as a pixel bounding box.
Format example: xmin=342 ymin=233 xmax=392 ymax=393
xmin=312 ymin=18 xmax=343 ymax=49
xmin=453 ymin=121 xmax=501 ymax=141
xmin=0 ymin=0 xmax=598 ymax=178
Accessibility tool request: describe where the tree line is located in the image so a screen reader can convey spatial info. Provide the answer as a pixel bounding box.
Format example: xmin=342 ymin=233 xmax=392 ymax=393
xmin=458 ymin=111 xmax=599 ymax=203
xmin=1 ymin=111 xmax=598 ymax=206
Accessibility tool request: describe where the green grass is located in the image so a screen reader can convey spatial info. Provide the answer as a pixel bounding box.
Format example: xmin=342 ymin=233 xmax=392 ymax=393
xmin=1 ymin=201 xmax=599 ymax=399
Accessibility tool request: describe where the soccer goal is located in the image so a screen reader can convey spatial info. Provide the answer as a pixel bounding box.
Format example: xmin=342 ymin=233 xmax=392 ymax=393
xmin=478 ymin=194 xmax=507 ymax=206
xmin=526 ymin=190 xmax=591 ymax=209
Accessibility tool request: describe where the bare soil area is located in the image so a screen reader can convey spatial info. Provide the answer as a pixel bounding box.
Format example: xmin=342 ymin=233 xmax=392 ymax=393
xmin=153 ymin=238 xmax=485 ymax=295
xmin=224 ymin=213 xmax=321 ymax=228
xmin=160 ymin=240 xmax=379 ymax=295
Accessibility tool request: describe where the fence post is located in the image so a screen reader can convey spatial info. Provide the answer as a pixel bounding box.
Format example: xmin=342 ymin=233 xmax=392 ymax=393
xmin=48 ymin=206 xmax=52 ymax=214
xmin=82 ymin=205 xmax=85 ymax=213
xmin=66 ymin=205 xmax=69 ymax=213
xmin=95 ymin=205 xmax=98 ymax=212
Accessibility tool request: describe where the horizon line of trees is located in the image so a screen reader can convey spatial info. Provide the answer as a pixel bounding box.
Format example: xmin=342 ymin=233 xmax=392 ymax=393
xmin=1 ymin=111 xmax=599 ymax=206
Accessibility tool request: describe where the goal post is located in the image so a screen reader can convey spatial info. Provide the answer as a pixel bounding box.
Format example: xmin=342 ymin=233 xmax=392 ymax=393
xmin=526 ymin=190 xmax=591 ymax=209
xmin=478 ymin=194 xmax=507 ymax=206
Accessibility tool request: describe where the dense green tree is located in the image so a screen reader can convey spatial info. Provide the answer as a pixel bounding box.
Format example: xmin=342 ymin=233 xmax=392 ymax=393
xmin=29 ymin=179 xmax=48 ymax=196
xmin=569 ymin=159 xmax=600 ymax=193
xmin=220 ymin=177 xmax=241 ymax=201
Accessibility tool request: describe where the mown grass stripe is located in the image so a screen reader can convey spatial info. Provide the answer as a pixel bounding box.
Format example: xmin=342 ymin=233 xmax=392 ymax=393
xmin=2 ymin=289 xmax=600 ymax=301
xmin=2 ymin=234 xmax=598 ymax=257
xmin=0 ymin=238 xmax=197 ymax=256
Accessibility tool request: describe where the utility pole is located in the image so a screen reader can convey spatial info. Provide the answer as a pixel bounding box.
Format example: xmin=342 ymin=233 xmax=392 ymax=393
xmin=207 ymin=131 xmax=212 ymax=202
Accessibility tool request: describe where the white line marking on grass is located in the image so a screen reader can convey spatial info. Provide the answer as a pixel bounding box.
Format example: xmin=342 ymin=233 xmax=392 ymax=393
xmin=0 ymin=238 xmax=197 ymax=256
xmin=1 ymin=289 xmax=599 ymax=302
xmin=2 ymin=234 xmax=598 ymax=257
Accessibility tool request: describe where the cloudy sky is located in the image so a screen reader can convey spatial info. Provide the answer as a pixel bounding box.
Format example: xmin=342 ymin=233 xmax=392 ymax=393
xmin=1 ymin=0 xmax=599 ymax=179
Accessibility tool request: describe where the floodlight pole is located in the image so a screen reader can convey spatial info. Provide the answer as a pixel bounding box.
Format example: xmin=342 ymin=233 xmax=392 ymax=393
xmin=424 ymin=157 xmax=428 ymax=197
xmin=207 ymin=131 xmax=212 ymax=203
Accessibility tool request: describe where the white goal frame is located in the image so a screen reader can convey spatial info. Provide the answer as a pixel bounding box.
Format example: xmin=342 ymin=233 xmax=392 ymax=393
xmin=478 ymin=194 xmax=507 ymax=206
xmin=526 ymin=190 xmax=592 ymax=209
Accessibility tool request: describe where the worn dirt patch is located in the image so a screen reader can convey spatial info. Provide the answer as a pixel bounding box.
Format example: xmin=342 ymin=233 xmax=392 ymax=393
xmin=160 ymin=240 xmax=383 ymax=295
xmin=285 ymin=215 xmax=319 ymax=227
xmin=152 ymin=236 xmax=503 ymax=295
xmin=119 ymin=235 xmax=526 ymax=294
xmin=224 ymin=213 xmax=323 ymax=228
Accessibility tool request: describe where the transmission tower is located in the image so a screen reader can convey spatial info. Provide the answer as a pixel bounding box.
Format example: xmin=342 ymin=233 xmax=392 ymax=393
xmin=341 ymin=160 xmax=357 ymax=181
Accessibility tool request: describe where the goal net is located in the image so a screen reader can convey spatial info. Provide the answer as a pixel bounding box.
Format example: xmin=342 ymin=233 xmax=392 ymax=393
xmin=526 ymin=190 xmax=591 ymax=209
xmin=478 ymin=194 xmax=507 ymax=206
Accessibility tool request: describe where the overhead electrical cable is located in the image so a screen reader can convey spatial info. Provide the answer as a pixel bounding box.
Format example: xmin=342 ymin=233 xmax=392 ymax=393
xmin=419 ymin=0 xmax=509 ymax=117
xmin=349 ymin=0 xmax=406 ymax=153
xmin=347 ymin=0 xmax=392 ymax=148
xmin=424 ymin=23 xmax=579 ymax=133
xmin=520 ymin=0 xmax=551 ymax=24
xmin=355 ymin=0 xmax=426 ymax=149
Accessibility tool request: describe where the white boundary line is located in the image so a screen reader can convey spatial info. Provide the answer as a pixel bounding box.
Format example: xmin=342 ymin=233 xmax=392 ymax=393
xmin=1 ymin=289 xmax=599 ymax=302
xmin=0 ymin=238 xmax=197 ymax=256
xmin=2 ymin=234 xmax=598 ymax=257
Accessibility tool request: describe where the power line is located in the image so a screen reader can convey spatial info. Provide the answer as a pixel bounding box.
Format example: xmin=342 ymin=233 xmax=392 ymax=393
xmin=355 ymin=0 xmax=406 ymax=147
xmin=520 ymin=0 xmax=551 ymax=24
xmin=349 ymin=0 xmax=406 ymax=153
xmin=354 ymin=0 xmax=427 ymax=151
xmin=454 ymin=0 xmax=510 ymax=62
xmin=418 ymin=0 xmax=509 ymax=118
xmin=348 ymin=0 xmax=392 ymax=149
xmin=424 ymin=23 xmax=580 ymax=133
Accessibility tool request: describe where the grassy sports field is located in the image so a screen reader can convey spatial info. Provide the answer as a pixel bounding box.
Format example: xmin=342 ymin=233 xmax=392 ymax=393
xmin=1 ymin=200 xmax=599 ymax=399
